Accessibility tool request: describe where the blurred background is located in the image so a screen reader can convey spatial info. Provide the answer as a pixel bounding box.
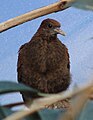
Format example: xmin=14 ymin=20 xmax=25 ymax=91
xmin=0 ymin=0 xmax=93 ymax=105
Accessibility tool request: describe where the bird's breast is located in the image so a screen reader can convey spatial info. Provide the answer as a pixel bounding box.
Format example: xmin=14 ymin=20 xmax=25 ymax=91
xmin=46 ymin=42 xmax=67 ymax=71
xmin=25 ymin=39 xmax=68 ymax=73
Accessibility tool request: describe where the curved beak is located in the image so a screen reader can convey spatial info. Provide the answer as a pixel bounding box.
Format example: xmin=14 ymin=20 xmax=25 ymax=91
xmin=54 ymin=27 xmax=66 ymax=36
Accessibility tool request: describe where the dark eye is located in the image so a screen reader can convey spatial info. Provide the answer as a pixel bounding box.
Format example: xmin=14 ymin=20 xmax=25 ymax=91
xmin=48 ymin=24 xmax=52 ymax=28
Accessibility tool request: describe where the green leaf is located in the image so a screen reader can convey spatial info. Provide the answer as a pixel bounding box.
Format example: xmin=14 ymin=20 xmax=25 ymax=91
xmin=0 ymin=105 xmax=13 ymax=119
xmin=72 ymin=0 xmax=93 ymax=11
xmin=0 ymin=81 xmax=38 ymax=96
xmin=24 ymin=112 xmax=42 ymax=120
xmin=77 ymin=100 xmax=93 ymax=120
xmin=39 ymin=109 xmax=66 ymax=120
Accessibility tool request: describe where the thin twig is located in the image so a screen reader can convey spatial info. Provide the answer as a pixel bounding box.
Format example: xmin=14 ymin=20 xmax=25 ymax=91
xmin=0 ymin=0 xmax=74 ymax=33
xmin=3 ymin=102 xmax=24 ymax=108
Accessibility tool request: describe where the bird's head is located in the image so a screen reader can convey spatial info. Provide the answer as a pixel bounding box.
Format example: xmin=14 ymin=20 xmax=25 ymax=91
xmin=38 ymin=18 xmax=66 ymax=38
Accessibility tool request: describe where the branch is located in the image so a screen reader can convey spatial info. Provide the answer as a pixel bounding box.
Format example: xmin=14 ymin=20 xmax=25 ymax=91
xmin=0 ymin=0 xmax=74 ymax=33
xmin=3 ymin=102 xmax=24 ymax=108
xmin=4 ymin=82 xmax=93 ymax=120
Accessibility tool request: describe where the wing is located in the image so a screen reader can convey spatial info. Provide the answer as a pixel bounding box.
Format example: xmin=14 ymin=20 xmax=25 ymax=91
xmin=17 ymin=39 xmax=48 ymax=102
xmin=17 ymin=38 xmax=47 ymax=83
xmin=17 ymin=43 xmax=28 ymax=83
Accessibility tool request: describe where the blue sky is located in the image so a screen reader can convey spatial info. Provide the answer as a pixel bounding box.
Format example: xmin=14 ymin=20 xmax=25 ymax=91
xmin=0 ymin=0 xmax=93 ymax=104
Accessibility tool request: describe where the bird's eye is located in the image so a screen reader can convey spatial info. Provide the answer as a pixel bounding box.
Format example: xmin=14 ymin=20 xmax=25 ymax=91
xmin=48 ymin=24 xmax=52 ymax=28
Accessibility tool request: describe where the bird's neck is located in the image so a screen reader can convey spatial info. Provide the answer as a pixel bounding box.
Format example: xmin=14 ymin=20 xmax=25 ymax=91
xmin=35 ymin=30 xmax=57 ymax=42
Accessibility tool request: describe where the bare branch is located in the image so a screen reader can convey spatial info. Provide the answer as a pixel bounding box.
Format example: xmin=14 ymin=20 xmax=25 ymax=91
xmin=0 ymin=0 xmax=74 ymax=33
xmin=3 ymin=102 xmax=24 ymax=108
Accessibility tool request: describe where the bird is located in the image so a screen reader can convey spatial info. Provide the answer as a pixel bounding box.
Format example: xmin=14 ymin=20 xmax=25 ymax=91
xmin=17 ymin=18 xmax=71 ymax=107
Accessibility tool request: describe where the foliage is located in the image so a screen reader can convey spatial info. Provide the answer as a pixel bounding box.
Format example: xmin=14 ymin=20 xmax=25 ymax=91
xmin=0 ymin=81 xmax=38 ymax=95
xmin=0 ymin=81 xmax=93 ymax=120
xmin=73 ymin=0 xmax=93 ymax=11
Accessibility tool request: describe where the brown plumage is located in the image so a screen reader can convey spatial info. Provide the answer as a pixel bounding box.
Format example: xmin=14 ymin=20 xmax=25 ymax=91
xmin=17 ymin=18 xmax=71 ymax=105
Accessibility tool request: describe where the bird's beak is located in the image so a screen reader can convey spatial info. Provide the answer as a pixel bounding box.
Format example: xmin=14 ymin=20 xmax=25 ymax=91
xmin=54 ymin=28 xmax=66 ymax=36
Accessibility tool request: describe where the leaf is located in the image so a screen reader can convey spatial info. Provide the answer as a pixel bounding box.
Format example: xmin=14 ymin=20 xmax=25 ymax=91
xmin=72 ymin=0 xmax=93 ymax=11
xmin=77 ymin=100 xmax=93 ymax=120
xmin=60 ymin=86 xmax=90 ymax=120
xmin=24 ymin=112 xmax=42 ymax=120
xmin=0 ymin=81 xmax=38 ymax=96
xmin=39 ymin=109 xmax=65 ymax=120
xmin=0 ymin=105 xmax=13 ymax=119
xmin=0 ymin=106 xmax=41 ymax=120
